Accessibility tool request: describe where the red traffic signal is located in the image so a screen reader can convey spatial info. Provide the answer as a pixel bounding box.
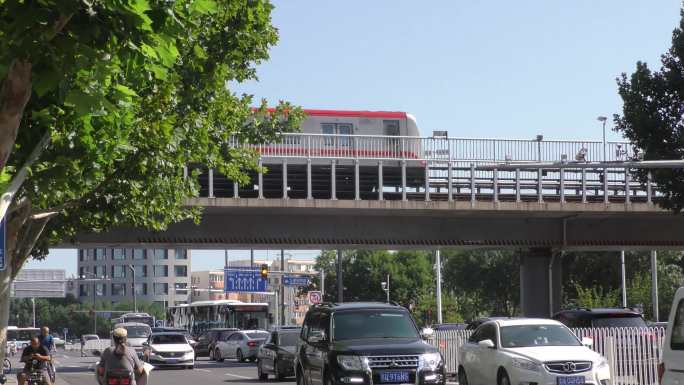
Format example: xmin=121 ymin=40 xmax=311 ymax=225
xmin=260 ymin=264 xmax=269 ymax=279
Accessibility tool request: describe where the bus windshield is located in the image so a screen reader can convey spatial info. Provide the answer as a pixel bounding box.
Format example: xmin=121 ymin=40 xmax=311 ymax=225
xmin=120 ymin=325 xmax=151 ymax=338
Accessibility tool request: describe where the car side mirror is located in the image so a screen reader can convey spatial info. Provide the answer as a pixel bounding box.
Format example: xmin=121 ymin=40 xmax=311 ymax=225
xmin=581 ymin=337 xmax=593 ymax=347
xmin=420 ymin=327 xmax=435 ymax=340
xmin=478 ymin=339 xmax=495 ymax=349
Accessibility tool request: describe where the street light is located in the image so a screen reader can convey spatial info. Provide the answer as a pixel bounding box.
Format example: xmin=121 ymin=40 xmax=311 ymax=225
xmin=80 ymin=272 xmax=108 ymax=334
xmin=128 ymin=265 xmax=137 ymax=313
xmin=597 ymin=116 xmax=608 ymax=162
xmin=381 ymin=274 xmax=390 ymax=303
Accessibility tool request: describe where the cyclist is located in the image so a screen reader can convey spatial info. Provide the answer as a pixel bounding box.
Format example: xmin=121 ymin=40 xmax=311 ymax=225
xmin=17 ymin=337 xmax=51 ymax=385
xmin=38 ymin=327 xmax=55 ymax=382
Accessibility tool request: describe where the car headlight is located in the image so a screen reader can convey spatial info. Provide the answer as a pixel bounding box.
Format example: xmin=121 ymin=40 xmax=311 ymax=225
xmin=597 ymin=358 xmax=609 ymax=370
xmin=185 ymin=350 xmax=194 ymax=354
xmin=337 ymin=355 xmax=368 ymax=371
xmin=511 ymin=357 xmax=541 ymax=372
xmin=420 ymin=353 xmax=443 ymax=371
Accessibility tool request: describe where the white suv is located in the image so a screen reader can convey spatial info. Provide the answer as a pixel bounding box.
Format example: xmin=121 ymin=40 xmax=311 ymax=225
xmin=660 ymin=286 xmax=684 ymax=385
xmin=458 ymin=318 xmax=610 ymax=385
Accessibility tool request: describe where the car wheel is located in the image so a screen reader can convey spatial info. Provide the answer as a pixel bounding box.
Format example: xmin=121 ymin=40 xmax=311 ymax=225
xmin=458 ymin=368 xmax=468 ymax=385
xmin=257 ymin=361 xmax=268 ymax=381
xmin=215 ymin=348 xmax=224 ymax=362
xmin=237 ymin=349 xmax=245 ymax=363
xmin=498 ymin=369 xmax=511 ymax=385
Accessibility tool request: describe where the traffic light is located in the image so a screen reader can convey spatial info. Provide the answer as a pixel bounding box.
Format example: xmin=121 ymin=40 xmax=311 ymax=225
xmin=260 ymin=264 xmax=269 ymax=279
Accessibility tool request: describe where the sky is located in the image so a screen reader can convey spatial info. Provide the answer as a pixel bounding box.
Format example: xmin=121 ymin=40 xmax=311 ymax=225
xmin=27 ymin=0 xmax=684 ymax=275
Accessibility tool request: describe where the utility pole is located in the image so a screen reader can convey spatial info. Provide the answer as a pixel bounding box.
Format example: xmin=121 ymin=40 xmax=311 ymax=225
xmin=651 ymin=250 xmax=659 ymax=321
xmin=337 ymin=250 xmax=343 ymax=303
xmin=250 ymin=249 xmax=254 ymax=269
xmin=620 ymin=251 xmax=627 ymax=308
xmin=31 ymin=297 xmax=36 ymax=328
xmin=598 ymin=116 xmax=608 ymax=162
xmin=435 ymin=250 xmax=443 ymax=324
xmin=128 ymin=265 xmax=137 ymax=313
xmin=320 ymin=269 xmax=325 ymax=297
xmin=280 ymin=249 xmax=285 ymax=325
xmin=224 ymin=249 xmax=229 ymax=269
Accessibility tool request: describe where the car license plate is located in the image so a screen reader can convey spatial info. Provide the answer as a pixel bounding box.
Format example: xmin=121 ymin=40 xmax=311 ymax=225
xmin=166 ymin=358 xmax=177 ymax=363
xmin=380 ymin=371 xmax=410 ymax=383
xmin=557 ymin=376 xmax=585 ymax=385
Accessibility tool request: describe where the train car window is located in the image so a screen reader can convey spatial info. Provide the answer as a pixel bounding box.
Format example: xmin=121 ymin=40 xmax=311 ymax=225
xmin=322 ymin=123 xmax=335 ymax=146
xmin=337 ymin=123 xmax=352 ymax=147
xmin=383 ymin=120 xmax=400 ymax=136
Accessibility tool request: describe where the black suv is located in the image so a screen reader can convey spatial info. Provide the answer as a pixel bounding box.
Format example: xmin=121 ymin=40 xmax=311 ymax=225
xmin=295 ymin=302 xmax=445 ymax=385
xmin=553 ymin=308 xmax=648 ymax=328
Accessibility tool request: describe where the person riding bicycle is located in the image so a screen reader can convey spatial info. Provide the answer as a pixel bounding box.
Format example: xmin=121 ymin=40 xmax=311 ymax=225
xmin=97 ymin=328 xmax=144 ymax=385
xmin=17 ymin=337 xmax=52 ymax=385
xmin=38 ymin=327 xmax=56 ymax=382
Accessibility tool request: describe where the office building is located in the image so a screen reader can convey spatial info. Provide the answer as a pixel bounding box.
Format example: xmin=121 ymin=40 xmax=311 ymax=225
xmin=77 ymin=247 xmax=191 ymax=307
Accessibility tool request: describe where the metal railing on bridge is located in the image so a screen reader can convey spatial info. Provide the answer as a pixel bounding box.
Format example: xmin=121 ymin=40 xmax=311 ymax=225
xmin=432 ymin=327 xmax=665 ymax=385
xmin=196 ymin=133 xmax=677 ymax=205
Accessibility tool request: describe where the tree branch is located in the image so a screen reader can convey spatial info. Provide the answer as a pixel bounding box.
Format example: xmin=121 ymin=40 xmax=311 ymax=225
xmin=11 ymin=216 xmax=51 ymax=280
xmin=0 ymin=60 xmax=32 ymax=172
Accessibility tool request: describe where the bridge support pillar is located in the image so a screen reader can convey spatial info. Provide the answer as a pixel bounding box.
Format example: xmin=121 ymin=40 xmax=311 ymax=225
xmin=520 ymin=248 xmax=562 ymax=317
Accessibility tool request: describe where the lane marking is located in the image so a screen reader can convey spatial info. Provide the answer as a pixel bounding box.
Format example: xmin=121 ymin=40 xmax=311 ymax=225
xmin=196 ymin=369 xmax=211 ymax=373
xmin=224 ymin=372 xmax=253 ymax=379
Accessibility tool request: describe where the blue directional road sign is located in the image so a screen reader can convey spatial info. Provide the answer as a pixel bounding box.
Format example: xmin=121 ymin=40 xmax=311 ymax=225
xmin=282 ymin=275 xmax=311 ymax=287
xmin=0 ymin=217 xmax=5 ymax=271
xmin=224 ymin=268 xmax=267 ymax=293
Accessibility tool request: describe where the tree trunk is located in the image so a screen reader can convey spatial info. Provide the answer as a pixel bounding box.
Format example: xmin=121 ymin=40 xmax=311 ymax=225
xmin=0 ymin=257 xmax=11 ymax=365
xmin=0 ymin=59 xmax=32 ymax=172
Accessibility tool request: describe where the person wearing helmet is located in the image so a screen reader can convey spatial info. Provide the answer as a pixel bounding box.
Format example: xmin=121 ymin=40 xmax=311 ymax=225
xmin=97 ymin=328 xmax=144 ymax=385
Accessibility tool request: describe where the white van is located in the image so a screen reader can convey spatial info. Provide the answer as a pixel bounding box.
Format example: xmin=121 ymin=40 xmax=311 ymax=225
xmin=661 ymin=286 xmax=684 ymax=385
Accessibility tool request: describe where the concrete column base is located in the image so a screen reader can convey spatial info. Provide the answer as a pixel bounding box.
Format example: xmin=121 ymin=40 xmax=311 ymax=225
xmin=520 ymin=248 xmax=562 ymax=317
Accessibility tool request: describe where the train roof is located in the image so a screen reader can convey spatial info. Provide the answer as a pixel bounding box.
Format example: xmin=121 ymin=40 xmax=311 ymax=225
xmin=262 ymin=108 xmax=412 ymax=120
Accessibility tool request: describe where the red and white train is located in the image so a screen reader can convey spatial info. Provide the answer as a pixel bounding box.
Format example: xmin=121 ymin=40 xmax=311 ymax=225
xmin=294 ymin=109 xmax=421 ymax=137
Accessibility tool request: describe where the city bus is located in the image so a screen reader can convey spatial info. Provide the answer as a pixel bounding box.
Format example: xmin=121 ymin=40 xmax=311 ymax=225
xmin=168 ymin=300 xmax=269 ymax=336
xmin=111 ymin=312 xmax=155 ymax=327
xmin=7 ymin=327 xmax=40 ymax=349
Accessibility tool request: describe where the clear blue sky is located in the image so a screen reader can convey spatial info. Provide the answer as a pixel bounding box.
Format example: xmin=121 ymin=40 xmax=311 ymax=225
xmin=28 ymin=1 xmax=683 ymax=275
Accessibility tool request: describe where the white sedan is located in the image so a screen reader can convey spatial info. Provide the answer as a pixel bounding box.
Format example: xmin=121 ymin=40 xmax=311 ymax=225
xmin=458 ymin=318 xmax=610 ymax=385
xmin=143 ymin=332 xmax=195 ymax=369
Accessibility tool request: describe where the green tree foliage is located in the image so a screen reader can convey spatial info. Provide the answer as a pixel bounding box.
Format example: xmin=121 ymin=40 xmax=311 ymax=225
xmin=0 ymin=0 xmax=304 ymax=361
xmin=568 ymin=283 xmax=620 ymax=309
xmin=441 ymin=249 xmax=521 ymax=320
xmin=615 ymin=7 xmax=684 ymax=211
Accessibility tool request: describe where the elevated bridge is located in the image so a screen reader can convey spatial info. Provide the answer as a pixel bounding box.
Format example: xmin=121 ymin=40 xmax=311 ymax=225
xmin=71 ymin=134 xmax=684 ymax=317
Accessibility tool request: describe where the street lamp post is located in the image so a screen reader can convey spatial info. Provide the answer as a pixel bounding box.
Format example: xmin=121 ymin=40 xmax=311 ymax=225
xmin=597 ymin=116 xmax=608 ymax=162
xmin=128 ymin=265 xmax=137 ymax=313
xmin=381 ymin=274 xmax=390 ymax=303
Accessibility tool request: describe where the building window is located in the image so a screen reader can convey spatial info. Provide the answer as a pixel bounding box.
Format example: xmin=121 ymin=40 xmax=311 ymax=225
xmin=175 ymin=283 xmax=188 ymax=295
xmin=133 ymin=249 xmax=146 ymax=260
xmin=133 ymin=265 xmax=147 ymax=278
xmin=112 ymin=248 xmax=125 ymax=260
xmin=95 ymin=283 xmax=106 ymax=296
xmin=154 ymin=249 xmax=167 ymax=260
xmin=79 ymin=284 xmax=88 ymax=297
xmin=94 ymin=248 xmax=105 ymax=261
xmin=79 ymin=267 xmax=87 ymax=278
xmin=111 ymin=283 xmax=126 ymax=296
xmin=94 ymin=265 xmax=106 ymax=278
xmin=79 ymin=250 xmax=85 ymax=262
xmin=175 ymin=249 xmax=187 ymax=260
xmin=174 ymin=265 xmax=187 ymax=277
xmin=134 ymin=283 xmax=147 ymax=295
xmin=154 ymin=265 xmax=168 ymax=277
xmin=154 ymin=283 xmax=168 ymax=295
xmin=111 ymin=265 xmax=126 ymax=278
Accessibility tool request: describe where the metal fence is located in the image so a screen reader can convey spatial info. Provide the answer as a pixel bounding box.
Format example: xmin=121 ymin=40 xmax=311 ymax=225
xmin=432 ymin=327 xmax=665 ymax=385
xmin=241 ymin=133 xmax=633 ymax=163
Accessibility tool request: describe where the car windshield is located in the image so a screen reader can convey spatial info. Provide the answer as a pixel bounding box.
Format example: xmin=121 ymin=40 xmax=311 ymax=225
xmin=278 ymin=333 xmax=299 ymax=347
xmin=333 ymin=310 xmax=419 ymax=340
xmin=247 ymin=332 xmax=269 ymax=339
xmin=124 ymin=326 xmax=151 ymax=338
xmin=152 ymin=334 xmax=187 ymax=344
xmin=592 ymin=316 xmax=647 ymax=328
xmin=500 ymin=325 xmax=581 ymax=348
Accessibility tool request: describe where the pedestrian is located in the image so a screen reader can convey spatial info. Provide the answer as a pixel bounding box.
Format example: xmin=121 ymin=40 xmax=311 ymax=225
xmin=38 ymin=326 xmax=56 ymax=382
xmin=17 ymin=337 xmax=52 ymax=385
xmin=97 ymin=328 xmax=144 ymax=385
